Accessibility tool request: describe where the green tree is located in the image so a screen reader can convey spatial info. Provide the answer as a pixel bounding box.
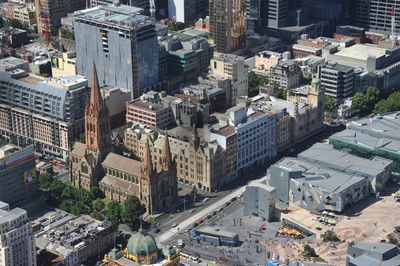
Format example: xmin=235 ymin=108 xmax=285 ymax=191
xmin=49 ymin=179 xmax=66 ymax=195
xmin=90 ymin=211 xmax=104 ymax=221
xmin=375 ymin=91 xmax=400 ymax=114
xmin=302 ymin=244 xmax=317 ymax=257
xmin=321 ymin=230 xmax=341 ymax=242
xmin=70 ymin=201 xmax=90 ymax=215
xmin=121 ymin=196 xmax=142 ymax=227
xmin=89 ymin=186 xmax=104 ymax=200
xmin=387 ymin=233 xmax=399 ymax=245
xmin=38 ymin=173 xmax=54 ymax=190
xmin=93 ymin=198 xmax=105 ymax=211
xmin=324 ymin=95 xmax=336 ymax=112
xmin=62 ymin=184 xmax=77 ymax=198
xmin=106 ymin=200 xmax=121 ymax=227
xmin=60 ymin=28 xmax=75 ymax=40
xmin=352 ymin=92 xmax=368 ymax=116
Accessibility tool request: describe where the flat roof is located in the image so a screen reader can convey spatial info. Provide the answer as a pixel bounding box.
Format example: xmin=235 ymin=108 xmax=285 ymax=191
xmin=128 ymin=99 xmax=169 ymax=112
xmin=350 ymin=241 xmax=397 ymax=255
xmin=333 ymin=44 xmax=387 ymax=61
xmin=196 ymin=226 xmax=238 ymax=238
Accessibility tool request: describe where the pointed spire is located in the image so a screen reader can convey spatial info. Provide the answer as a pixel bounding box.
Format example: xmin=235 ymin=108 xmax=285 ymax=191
xmin=141 ymin=138 xmax=153 ymax=179
xmin=89 ymin=63 xmax=101 ymax=112
xmin=161 ymin=131 xmax=172 ymax=171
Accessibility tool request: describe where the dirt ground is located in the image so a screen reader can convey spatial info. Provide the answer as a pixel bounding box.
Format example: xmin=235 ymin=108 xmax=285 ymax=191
xmin=263 ymin=184 xmax=400 ymax=265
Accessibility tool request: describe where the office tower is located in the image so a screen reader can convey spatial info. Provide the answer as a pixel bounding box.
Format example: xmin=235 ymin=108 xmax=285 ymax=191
xmin=0 ymin=202 xmax=37 ymax=266
xmin=209 ymin=0 xmax=246 ymax=53
xmin=168 ymin=0 xmax=195 ymax=24
xmin=34 ymin=0 xmax=86 ymax=35
xmin=268 ymin=0 xmax=288 ymax=28
xmin=356 ymin=0 xmax=400 ymax=33
xmin=89 ymin=0 xmax=150 ymax=14
xmin=74 ymin=4 xmax=158 ymax=98
xmin=246 ymin=0 xmax=268 ymax=34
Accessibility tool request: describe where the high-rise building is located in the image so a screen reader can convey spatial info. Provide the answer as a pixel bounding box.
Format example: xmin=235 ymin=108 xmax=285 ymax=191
xmin=246 ymin=0 xmax=268 ymax=34
xmin=209 ymin=0 xmax=246 ymax=53
xmin=168 ymin=0 xmax=195 ymax=24
xmin=89 ymin=0 xmax=150 ymax=14
xmin=356 ymin=0 xmax=400 ymax=34
xmin=267 ymin=0 xmax=288 ymax=28
xmin=0 ymin=201 xmax=37 ymax=266
xmin=210 ymin=54 xmax=248 ymax=106
xmin=319 ymin=62 xmax=354 ymax=104
xmin=34 ymin=0 xmax=86 ymax=35
xmin=74 ymin=4 xmax=159 ymax=98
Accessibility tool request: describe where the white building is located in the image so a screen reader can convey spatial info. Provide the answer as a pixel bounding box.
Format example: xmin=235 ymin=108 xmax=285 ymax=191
xmin=227 ymin=105 xmax=277 ymax=173
xmin=0 ymin=202 xmax=36 ymax=266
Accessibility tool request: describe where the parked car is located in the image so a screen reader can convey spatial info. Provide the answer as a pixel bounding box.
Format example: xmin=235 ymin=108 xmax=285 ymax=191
xmin=203 ymin=197 xmax=210 ymax=202
xmin=172 ymin=223 xmax=179 ymax=228
xmin=153 ymin=228 xmax=160 ymax=233
xmin=219 ymin=257 xmax=228 ymax=262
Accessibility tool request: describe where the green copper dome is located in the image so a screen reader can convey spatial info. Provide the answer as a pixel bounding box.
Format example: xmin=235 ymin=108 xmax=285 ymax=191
xmin=127 ymin=227 xmax=158 ymax=256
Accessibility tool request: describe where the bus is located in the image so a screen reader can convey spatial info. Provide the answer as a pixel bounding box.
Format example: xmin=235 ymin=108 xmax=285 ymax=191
xmin=180 ymin=251 xmax=200 ymax=263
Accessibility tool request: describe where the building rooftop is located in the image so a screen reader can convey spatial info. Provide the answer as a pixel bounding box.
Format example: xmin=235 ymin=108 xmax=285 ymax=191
xmin=73 ymin=4 xmax=151 ymax=29
xmin=127 ymin=99 xmax=169 ymax=113
xmin=216 ymin=125 xmax=236 ymax=137
xmin=213 ymin=53 xmax=245 ymax=63
xmin=292 ymin=44 xmax=321 ymax=52
xmin=298 ymin=143 xmax=394 ymax=178
xmin=102 ymin=152 xmax=142 ymax=176
xmin=0 ymin=56 xmax=28 ymax=71
xmin=350 ymin=242 xmax=397 ymax=256
xmin=330 ymin=112 xmax=400 ymax=154
xmin=334 ymin=44 xmax=387 ymax=61
xmin=196 ymin=226 xmax=238 ymax=239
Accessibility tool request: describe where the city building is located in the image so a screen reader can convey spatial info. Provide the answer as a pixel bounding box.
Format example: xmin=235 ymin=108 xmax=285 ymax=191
xmin=267 ymin=0 xmax=288 ymax=29
xmin=246 ymin=0 xmax=268 ymax=34
xmin=356 ymin=1 xmax=400 ymax=34
xmin=0 ymin=69 xmax=89 ymax=159
xmin=34 ymin=0 xmax=86 ymax=35
xmin=70 ymin=65 xmax=178 ymax=214
xmin=292 ymin=44 xmax=322 ymax=58
xmin=168 ymin=0 xmax=195 ymax=24
xmin=254 ymin=51 xmax=282 ymax=71
xmin=0 ymin=144 xmax=40 ymax=213
xmin=210 ymin=54 xmax=248 ymax=107
xmin=90 ymin=0 xmax=150 ymax=13
xmin=0 ymin=201 xmax=36 ymax=266
xmin=319 ymin=61 xmax=354 ymax=104
xmin=181 ymin=84 xmax=226 ymax=113
xmin=124 ymin=126 xmax=226 ymax=192
xmin=0 ymin=56 xmax=29 ymax=72
xmin=102 ymin=226 xmax=180 ymax=265
xmin=209 ymin=0 xmax=246 ymax=53
xmin=74 ymin=4 xmax=158 ymax=98
xmin=194 ymin=226 xmax=239 ymax=246
xmin=102 ymin=86 xmax=131 ymax=129
xmin=244 ymin=178 xmax=277 ymax=222
xmin=34 ymin=211 xmax=114 ymax=266
xmin=268 ymin=143 xmax=394 ymax=211
xmin=252 ymin=78 xmax=324 ymax=150
xmin=50 ymin=51 xmax=77 ymax=77
xmin=330 ymin=112 xmax=400 ymax=171
xmin=347 ymin=241 xmax=400 ymax=266
xmin=0 ymin=1 xmax=36 ymax=27
xmin=126 ymin=97 xmax=175 ymax=129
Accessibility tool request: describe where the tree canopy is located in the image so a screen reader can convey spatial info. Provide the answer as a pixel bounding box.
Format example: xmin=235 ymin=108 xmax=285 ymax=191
xmin=121 ymin=196 xmax=143 ymax=230
xmin=352 ymin=87 xmax=381 ymax=116
xmin=324 ymin=95 xmax=336 ymax=112
xmin=374 ymin=91 xmax=400 ymax=114
xmin=60 ymin=28 xmax=75 ymax=40
xmin=8 ymin=19 xmax=29 ymax=31
xmin=248 ymin=71 xmax=268 ymax=96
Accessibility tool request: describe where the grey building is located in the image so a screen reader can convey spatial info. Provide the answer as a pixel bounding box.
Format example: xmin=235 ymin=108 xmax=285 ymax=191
xmin=244 ymin=179 xmax=276 ymax=222
xmin=347 ymin=241 xmax=400 ymax=266
xmin=0 ymin=201 xmax=37 ymax=266
xmin=0 ymin=145 xmax=41 ymax=214
xmin=356 ymin=1 xmax=400 ymax=34
xmin=268 ymin=143 xmax=394 ymax=212
xmin=90 ymin=0 xmax=150 ymax=13
xmin=319 ymin=61 xmax=354 ymax=104
xmin=264 ymin=59 xmax=302 ymax=89
xmin=74 ymin=5 xmax=158 ymax=98
xmin=0 ymin=57 xmax=29 ymax=72
xmin=268 ymin=0 xmax=288 ymax=28
xmin=246 ymin=0 xmax=268 ymax=34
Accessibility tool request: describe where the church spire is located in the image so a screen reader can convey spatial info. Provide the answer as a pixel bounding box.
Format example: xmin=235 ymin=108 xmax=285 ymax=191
xmin=161 ymin=131 xmax=172 ymax=171
xmin=85 ymin=63 xmax=111 ymax=153
xmin=141 ymin=138 xmax=153 ymax=179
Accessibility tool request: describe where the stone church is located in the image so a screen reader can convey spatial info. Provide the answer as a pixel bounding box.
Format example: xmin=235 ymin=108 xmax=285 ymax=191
xmin=70 ymin=64 xmax=178 ymax=214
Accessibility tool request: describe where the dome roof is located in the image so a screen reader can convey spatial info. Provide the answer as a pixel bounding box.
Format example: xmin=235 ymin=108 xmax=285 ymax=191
xmin=127 ymin=227 xmax=158 ymax=256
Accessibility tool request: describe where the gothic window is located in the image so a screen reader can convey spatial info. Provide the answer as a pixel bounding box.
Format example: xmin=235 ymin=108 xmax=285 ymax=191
xmin=81 ymin=163 xmax=88 ymax=173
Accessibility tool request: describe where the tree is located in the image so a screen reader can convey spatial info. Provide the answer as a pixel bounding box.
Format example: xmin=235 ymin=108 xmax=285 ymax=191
xmin=248 ymin=71 xmax=268 ymax=96
xmin=62 ymin=184 xmax=77 ymax=198
xmin=106 ymin=200 xmax=121 ymax=227
xmin=352 ymin=92 xmax=368 ymax=116
xmin=387 ymin=233 xmax=399 ymax=245
xmin=321 ymin=230 xmax=341 ymax=242
xmin=90 ymin=211 xmax=104 ymax=221
xmin=302 ymin=244 xmax=317 ymax=257
xmin=93 ymin=198 xmax=105 ymax=212
xmin=8 ymin=19 xmax=29 ymax=30
xmin=324 ymin=95 xmax=336 ymax=112
xmin=49 ymin=179 xmax=66 ymax=195
xmin=60 ymin=28 xmax=75 ymax=40
xmin=375 ymin=91 xmax=400 ymax=114
xmin=38 ymin=173 xmax=54 ymax=190
xmin=121 ymin=196 xmax=142 ymax=228
xmin=70 ymin=201 xmax=90 ymax=216
xmin=89 ymin=187 xmax=104 ymax=200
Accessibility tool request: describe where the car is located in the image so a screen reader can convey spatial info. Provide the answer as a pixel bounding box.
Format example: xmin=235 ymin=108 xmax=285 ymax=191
xmin=217 ymin=207 xmax=223 ymax=212
xmin=212 ymin=211 xmax=217 ymax=216
xmin=230 ymin=197 xmax=237 ymax=202
xmin=196 ymin=219 xmax=204 ymax=225
xmin=224 ymin=202 xmax=231 ymax=207
xmin=153 ymin=228 xmax=160 ymax=233
xmin=172 ymin=223 xmax=179 ymax=228
xmin=185 ymin=228 xmax=192 ymax=233
xmin=192 ymin=223 xmax=199 ymax=228
xmin=189 ymin=209 xmax=196 ymax=213
xmin=178 ymin=239 xmax=184 ymax=248
xmin=203 ymin=197 xmax=210 ymax=202
xmin=206 ymin=215 xmax=212 ymax=219
xmin=219 ymin=257 xmax=229 ymax=262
